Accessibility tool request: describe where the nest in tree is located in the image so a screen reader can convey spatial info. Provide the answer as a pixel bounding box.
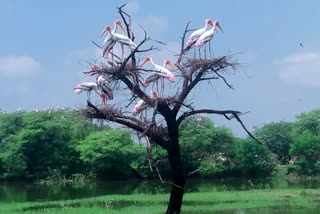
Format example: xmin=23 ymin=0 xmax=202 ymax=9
xmin=184 ymin=56 xmax=235 ymax=72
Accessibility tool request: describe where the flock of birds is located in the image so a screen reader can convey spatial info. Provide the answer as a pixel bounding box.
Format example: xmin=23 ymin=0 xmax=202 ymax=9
xmin=73 ymin=18 xmax=223 ymax=116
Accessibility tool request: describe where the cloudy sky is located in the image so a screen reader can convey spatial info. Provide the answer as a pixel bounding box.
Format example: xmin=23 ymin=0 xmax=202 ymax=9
xmin=1 ymin=0 xmax=320 ymax=136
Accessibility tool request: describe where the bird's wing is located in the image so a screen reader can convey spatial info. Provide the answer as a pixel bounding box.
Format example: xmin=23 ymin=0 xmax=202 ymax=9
xmin=188 ymin=27 xmax=205 ymax=42
xmin=113 ymin=33 xmax=136 ymax=48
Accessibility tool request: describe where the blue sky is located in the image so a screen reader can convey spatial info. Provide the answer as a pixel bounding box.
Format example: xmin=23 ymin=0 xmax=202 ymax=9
xmin=1 ymin=0 xmax=320 ymax=136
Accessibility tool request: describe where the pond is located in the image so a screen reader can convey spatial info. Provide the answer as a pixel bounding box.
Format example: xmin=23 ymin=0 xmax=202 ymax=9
xmin=0 ymin=177 xmax=319 ymax=202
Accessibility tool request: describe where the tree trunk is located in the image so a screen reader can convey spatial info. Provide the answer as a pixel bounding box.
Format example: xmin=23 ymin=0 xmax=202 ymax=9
xmin=166 ymin=141 xmax=185 ymax=214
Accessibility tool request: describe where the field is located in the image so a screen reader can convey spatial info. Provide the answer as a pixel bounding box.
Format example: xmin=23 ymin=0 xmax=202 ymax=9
xmin=1 ymin=189 xmax=319 ymax=214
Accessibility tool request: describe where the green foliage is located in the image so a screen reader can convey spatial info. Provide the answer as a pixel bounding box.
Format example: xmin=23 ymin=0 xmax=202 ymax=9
xmin=254 ymin=121 xmax=293 ymax=163
xmin=0 ymin=110 xmax=96 ymax=180
xmin=179 ymin=116 xmax=236 ymax=177
xmin=2 ymin=108 xmax=320 ymax=181
xmin=290 ymin=133 xmax=320 ymax=175
xmin=293 ymin=109 xmax=320 ymax=135
xmin=77 ymin=130 xmax=143 ymax=179
xmin=288 ymin=110 xmax=320 ymax=175
xmin=234 ymin=139 xmax=277 ymax=176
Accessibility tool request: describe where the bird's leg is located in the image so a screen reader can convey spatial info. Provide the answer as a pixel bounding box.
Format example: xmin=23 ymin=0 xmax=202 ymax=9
xmin=152 ymin=81 xmax=155 ymax=90
xmin=121 ymin=44 xmax=124 ymax=61
xmin=193 ymin=48 xmax=196 ymax=58
xmin=156 ymin=81 xmax=159 ymax=96
xmin=111 ymin=48 xmax=114 ymax=63
xmin=205 ymin=43 xmax=207 ymax=59
xmin=161 ymin=77 xmax=164 ymax=97
xmin=101 ymin=94 xmax=106 ymax=108
xmin=209 ymin=41 xmax=212 ymax=58
xmin=87 ymin=91 xmax=91 ymax=102
xmin=198 ymin=48 xmax=201 ymax=59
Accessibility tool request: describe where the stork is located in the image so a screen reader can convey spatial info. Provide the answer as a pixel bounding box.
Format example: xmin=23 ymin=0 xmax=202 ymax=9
xmin=73 ymin=82 xmax=101 ymax=102
xmin=84 ymin=64 xmax=99 ymax=76
xmin=140 ymin=57 xmax=175 ymax=96
xmin=132 ymin=90 xmax=158 ymax=116
xmin=100 ymin=21 xmax=137 ymax=60
xmin=101 ymin=20 xmax=126 ymax=59
xmin=195 ymin=20 xmax=223 ymax=48
xmin=96 ymin=75 xmax=114 ymax=107
xmin=187 ymin=18 xmax=214 ymax=47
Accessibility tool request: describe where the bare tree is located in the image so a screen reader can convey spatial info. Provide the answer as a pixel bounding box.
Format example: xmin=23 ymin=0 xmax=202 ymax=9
xmin=77 ymin=5 xmax=259 ymax=214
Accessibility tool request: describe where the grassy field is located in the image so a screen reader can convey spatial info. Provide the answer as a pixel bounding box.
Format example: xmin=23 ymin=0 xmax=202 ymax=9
xmin=1 ymin=189 xmax=319 ymax=214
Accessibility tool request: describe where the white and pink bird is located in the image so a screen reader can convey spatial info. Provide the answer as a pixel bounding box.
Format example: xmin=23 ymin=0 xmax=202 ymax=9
xmin=73 ymin=82 xmax=100 ymax=102
xmin=83 ymin=64 xmax=99 ymax=76
xmin=100 ymin=21 xmax=137 ymax=60
xmin=140 ymin=56 xmax=176 ymax=96
xmin=186 ymin=18 xmax=214 ymax=47
xmin=96 ymin=74 xmax=114 ymax=107
xmin=132 ymin=90 xmax=158 ymax=116
xmin=195 ymin=20 xmax=223 ymax=47
xmin=101 ymin=20 xmax=126 ymax=58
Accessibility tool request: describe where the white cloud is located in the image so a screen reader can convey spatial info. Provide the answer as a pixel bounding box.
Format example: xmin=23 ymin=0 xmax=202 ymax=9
xmin=278 ymin=51 xmax=320 ymax=87
xmin=0 ymin=56 xmax=41 ymax=78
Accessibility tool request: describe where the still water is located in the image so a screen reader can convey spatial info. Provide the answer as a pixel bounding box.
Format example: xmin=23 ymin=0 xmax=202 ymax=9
xmin=0 ymin=177 xmax=319 ymax=202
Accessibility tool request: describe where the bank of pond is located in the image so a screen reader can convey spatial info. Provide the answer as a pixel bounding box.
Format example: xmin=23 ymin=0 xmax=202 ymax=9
xmin=1 ymin=186 xmax=319 ymax=214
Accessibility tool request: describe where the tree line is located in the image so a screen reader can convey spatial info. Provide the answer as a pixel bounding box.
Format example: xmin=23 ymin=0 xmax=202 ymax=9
xmin=0 ymin=108 xmax=319 ymax=181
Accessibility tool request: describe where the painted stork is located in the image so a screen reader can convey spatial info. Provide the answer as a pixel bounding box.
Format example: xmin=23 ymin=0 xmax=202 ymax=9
xmin=132 ymin=90 xmax=158 ymax=116
xmin=73 ymin=82 xmax=101 ymax=102
xmin=100 ymin=21 xmax=137 ymax=60
xmin=195 ymin=20 xmax=223 ymax=48
xmin=84 ymin=64 xmax=99 ymax=76
xmin=140 ymin=57 xmax=175 ymax=95
xmin=96 ymin=75 xmax=114 ymax=107
xmin=100 ymin=20 xmax=126 ymax=58
xmin=187 ymin=18 xmax=214 ymax=47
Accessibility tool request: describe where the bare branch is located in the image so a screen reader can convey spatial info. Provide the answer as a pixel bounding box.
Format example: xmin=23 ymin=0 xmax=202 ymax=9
xmin=177 ymin=21 xmax=191 ymax=64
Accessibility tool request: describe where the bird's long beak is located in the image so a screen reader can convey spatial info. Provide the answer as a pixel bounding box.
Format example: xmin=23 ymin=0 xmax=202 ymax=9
xmin=117 ymin=22 xmax=126 ymax=34
xmin=216 ymin=22 xmax=223 ymax=33
xmin=100 ymin=27 xmax=108 ymax=38
xmin=167 ymin=61 xmax=176 ymax=70
xmin=140 ymin=58 xmax=149 ymax=67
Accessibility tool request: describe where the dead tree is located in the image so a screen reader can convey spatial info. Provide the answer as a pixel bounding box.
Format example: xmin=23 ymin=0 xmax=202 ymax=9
xmin=77 ymin=5 xmax=260 ymax=214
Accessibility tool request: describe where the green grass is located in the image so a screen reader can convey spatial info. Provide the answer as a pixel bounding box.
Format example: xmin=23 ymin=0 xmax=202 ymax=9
xmin=1 ymin=189 xmax=319 ymax=214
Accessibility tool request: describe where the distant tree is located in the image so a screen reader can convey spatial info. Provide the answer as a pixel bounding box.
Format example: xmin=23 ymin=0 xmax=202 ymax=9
xmin=77 ymin=130 xmax=143 ymax=179
xmin=254 ymin=121 xmax=293 ymax=163
xmin=179 ymin=116 xmax=236 ymax=176
xmin=78 ymin=5 xmax=259 ymax=213
xmin=290 ymin=133 xmax=320 ymax=175
xmin=293 ymin=109 xmax=320 ymax=136
xmin=0 ymin=110 xmax=95 ymax=179
xmin=234 ymin=138 xmax=276 ymax=176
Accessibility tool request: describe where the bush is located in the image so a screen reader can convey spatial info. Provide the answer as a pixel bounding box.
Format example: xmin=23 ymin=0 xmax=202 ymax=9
xmin=234 ymin=139 xmax=277 ymax=176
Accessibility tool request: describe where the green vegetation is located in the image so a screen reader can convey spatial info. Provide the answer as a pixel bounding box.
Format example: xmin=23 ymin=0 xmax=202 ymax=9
xmin=0 ymin=189 xmax=319 ymax=214
xmin=0 ymin=108 xmax=320 ymax=181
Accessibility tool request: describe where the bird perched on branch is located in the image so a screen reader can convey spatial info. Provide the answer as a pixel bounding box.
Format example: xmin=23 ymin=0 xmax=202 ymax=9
xmin=140 ymin=56 xmax=175 ymax=96
xmin=84 ymin=64 xmax=99 ymax=76
xmin=96 ymin=75 xmax=114 ymax=107
xmin=100 ymin=21 xmax=137 ymax=60
xmin=187 ymin=18 xmax=214 ymax=47
xmin=132 ymin=90 xmax=158 ymax=116
xmin=195 ymin=20 xmax=223 ymax=48
xmin=101 ymin=20 xmax=126 ymax=59
xmin=73 ymin=82 xmax=101 ymax=102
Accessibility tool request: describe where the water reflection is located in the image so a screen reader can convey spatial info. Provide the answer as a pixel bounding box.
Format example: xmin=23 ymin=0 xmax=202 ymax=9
xmin=0 ymin=177 xmax=319 ymax=202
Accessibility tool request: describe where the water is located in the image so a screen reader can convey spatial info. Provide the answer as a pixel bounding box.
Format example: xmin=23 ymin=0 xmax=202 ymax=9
xmin=0 ymin=177 xmax=319 ymax=202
